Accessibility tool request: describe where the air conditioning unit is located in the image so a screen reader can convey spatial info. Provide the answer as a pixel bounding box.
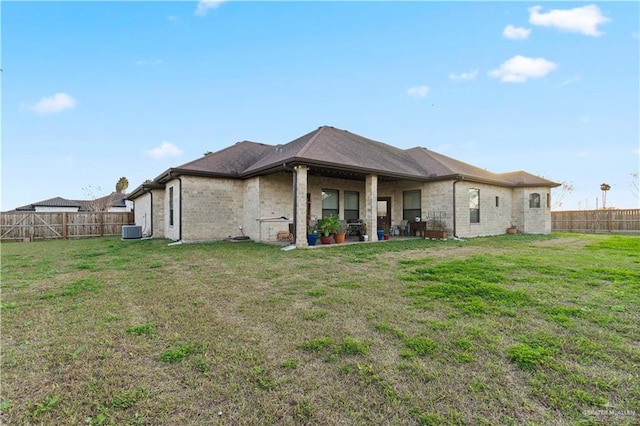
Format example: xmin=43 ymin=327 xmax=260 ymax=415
xmin=122 ymin=225 xmax=142 ymax=240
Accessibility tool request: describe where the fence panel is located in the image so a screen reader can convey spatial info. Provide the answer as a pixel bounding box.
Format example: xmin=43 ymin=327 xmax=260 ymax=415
xmin=0 ymin=212 xmax=134 ymax=241
xmin=552 ymin=209 xmax=640 ymax=234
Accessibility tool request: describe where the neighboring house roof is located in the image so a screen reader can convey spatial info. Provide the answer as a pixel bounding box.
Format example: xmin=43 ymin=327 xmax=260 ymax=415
xmin=129 ymin=125 xmax=559 ymax=198
xmin=16 ymin=197 xmax=82 ymax=211
xmin=13 ymin=193 xmax=129 ymax=212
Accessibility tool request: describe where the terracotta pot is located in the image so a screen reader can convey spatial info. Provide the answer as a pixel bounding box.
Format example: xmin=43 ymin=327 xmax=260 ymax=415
xmin=507 ymin=227 xmax=517 ymax=235
xmin=334 ymin=232 xmax=346 ymax=244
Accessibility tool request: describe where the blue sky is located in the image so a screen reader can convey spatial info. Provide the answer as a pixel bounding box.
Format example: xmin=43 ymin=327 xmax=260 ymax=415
xmin=2 ymin=1 xmax=638 ymax=211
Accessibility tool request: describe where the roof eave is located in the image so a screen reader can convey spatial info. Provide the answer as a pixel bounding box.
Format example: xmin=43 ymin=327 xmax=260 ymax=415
xmin=127 ymin=182 xmax=166 ymax=200
xmin=240 ymin=158 xmax=428 ymax=181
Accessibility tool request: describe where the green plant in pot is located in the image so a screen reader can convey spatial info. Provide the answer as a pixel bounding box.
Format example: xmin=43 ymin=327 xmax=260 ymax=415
xmin=318 ymin=214 xmax=340 ymax=244
xmin=334 ymin=220 xmax=346 ymax=244
xmin=307 ymin=224 xmax=318 ymax=246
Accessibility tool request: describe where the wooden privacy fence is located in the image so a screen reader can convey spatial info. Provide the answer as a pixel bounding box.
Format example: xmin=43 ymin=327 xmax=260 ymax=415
xmin=0 ymin=212 xmax=134 ymax=242
xmin=552 ymin=209 xmax=640 ymax=234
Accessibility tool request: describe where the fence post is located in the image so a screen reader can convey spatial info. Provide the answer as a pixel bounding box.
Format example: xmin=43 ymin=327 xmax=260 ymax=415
xmin=99 ymin=212 xmax=104 ymax=237
xmin=62 ymin=212 xmax=67 ymax=239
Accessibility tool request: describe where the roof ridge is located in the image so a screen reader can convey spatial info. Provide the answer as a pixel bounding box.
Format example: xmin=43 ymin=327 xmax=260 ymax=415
xmin=296 ymin=126 xmax=326 ymax=158
xmin=408 ymin=147 xmax=457 ymax=175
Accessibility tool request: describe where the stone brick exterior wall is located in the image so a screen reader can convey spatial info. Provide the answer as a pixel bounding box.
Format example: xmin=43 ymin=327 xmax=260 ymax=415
xmin=134 ymin=173 xmax=553 ymax=242
xmin=164 ymin=179 xmax=181 ymax=241
xmin=133 ymin=193 xmax=152 ymax=237
xmin=152 ymin=189 xmax=165 ymax=238
xmin=452 ymin=181 xmax=514 ymax=237
xmin=179 ymin=176 xmax=244 ymax=241
xmin=514 ymin=187 xmax=552 ymax=234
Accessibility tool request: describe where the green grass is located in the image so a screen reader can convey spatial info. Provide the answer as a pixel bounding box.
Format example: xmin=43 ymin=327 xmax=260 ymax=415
xmin=1 ymin=234 xmax=639 ymax=424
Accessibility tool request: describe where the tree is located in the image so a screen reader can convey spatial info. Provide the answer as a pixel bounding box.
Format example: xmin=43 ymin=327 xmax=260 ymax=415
xmin=553 ymin=181 xmax=574 ymax=209
xmin=600 ymin=183 xmax=611 ymax=209
xmin=630 ymin=172 xmax=639 ymax=199
xmin=116 ymin=177 xmax=129 ymax=194
xmin=82 ymin=185 xmax=116 ymax=212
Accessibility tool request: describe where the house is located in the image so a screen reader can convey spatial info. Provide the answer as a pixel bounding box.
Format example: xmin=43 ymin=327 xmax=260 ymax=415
xmin=14 ymin=193 xmax=133 ymax=213
xmin=127 ymin=126 xmax=559 ymax=247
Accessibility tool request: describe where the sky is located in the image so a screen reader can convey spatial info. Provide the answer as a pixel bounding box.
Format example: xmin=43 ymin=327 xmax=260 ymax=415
xmin=2 ymin=1 xmax=639 ymax=211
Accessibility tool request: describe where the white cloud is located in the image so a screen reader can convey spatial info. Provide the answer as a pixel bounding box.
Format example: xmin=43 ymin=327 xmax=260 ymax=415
xmin=194 ymin=0 xmax=226 ymax=16
xmin=489 ymin=55 xmax=556 ymax=83
xmin=503 ymin=25 xmax=531 ymax=40
xmin=449 ymin=70 xmax=478 ymax=81
xmin=28 ymin=92 xmax=76 ymax=113
xmin=406 ymin=86 xmax=430 ymax=98
xmin=135 ymin=59 xmax=163 ymax=66
xmin=528 ymin=4 xmax=610 ymax=36
xmin=145 ymin=141 xmax=184 ymax=159
xmin=559 ymin=74 xmax=582 ymax=87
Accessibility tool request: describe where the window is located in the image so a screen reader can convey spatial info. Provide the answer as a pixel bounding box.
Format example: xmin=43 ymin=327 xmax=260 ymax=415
xmin=469 ymin=189 xmax=480 ymax=223
xmin=403 ymin=190 xmax=421 ymax=220
xmin=546 ymin=193 xmax=551 ymax=209
xmin=344 ymin=191 xmax=359 ymax=220
xmin=169 ymin=187 xmax=174 ymax=226
xmin=495 ymin=196 xmax=499 ymax=207
xmin=529 ymin=193 xmax=541 ymax=208
xmin=322 ymin=189 xmax=339 ymax=217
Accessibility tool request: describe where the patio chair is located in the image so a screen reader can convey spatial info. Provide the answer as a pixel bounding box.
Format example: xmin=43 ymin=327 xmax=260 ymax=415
xmin=399 ymin=220 xmax=409 ymax=236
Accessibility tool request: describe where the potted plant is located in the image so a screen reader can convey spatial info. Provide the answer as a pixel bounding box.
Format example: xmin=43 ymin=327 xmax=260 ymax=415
xmin=382 ymin=224 xmax=391 ymax=240
xmin=376 ymin=229 xmax=384 ymax=241
xmin=334 ymin=220 xmax=346 ymax=244
xmin=425 ymin=218 xmax=448 ymax=240
xmin=318 ymin=214 xmax=340 ymax=244
xmin=506 ymin=225 xmax=517 ymax=235
xmin=307 ymin=224 xmax=318 ymax=246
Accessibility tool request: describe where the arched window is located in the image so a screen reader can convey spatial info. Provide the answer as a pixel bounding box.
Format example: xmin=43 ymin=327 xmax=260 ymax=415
xmin=529 ymin=193 xmax=541 ymax=208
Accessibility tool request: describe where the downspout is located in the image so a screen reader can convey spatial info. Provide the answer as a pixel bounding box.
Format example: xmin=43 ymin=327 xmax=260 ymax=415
xmin=452 ymin=179 xmax=462 ymax=238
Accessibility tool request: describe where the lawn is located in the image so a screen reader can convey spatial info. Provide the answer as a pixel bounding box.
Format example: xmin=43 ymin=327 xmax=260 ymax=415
xmin=1 ymin=233 xmax=639 ymax=425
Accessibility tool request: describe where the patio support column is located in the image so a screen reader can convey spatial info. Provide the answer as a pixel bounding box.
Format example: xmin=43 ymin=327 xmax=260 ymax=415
xmin=294 ymin=165 xmax=309 ymax=248
xmin=365 ymin=174 xmax=378 ymax=241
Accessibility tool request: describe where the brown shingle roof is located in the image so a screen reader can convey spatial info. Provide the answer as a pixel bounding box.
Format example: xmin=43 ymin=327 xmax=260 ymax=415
xmin=144 ymin=126 xmax=559 ymax=188
xmin=15 ymin=194 xmax=129 ymax=212
xmin=16 ymin=197 xmax=82 ymax=211
xmin=171 ymin=141 xmax=273 ymax=176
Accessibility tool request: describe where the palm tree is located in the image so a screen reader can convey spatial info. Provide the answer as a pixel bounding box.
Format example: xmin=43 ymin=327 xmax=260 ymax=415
xmin=600 ymin=183 xmax=611 ymax=209
xmin=116 ymin=177 xmax=129 ymax=194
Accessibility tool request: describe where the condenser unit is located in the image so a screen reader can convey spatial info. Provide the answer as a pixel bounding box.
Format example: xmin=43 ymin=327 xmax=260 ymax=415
xmin=122 ymin=225 xmax=142 ymax=240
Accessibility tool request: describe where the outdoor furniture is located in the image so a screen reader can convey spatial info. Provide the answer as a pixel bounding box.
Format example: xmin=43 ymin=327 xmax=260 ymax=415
xmin=410 ymin=221 xmax=426 ymax=237
xmin=346 ymin=219 xmax=363 ymax=236
xmin=398 ymin=220 xmax=409 ymax=236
